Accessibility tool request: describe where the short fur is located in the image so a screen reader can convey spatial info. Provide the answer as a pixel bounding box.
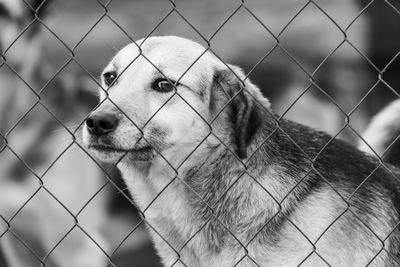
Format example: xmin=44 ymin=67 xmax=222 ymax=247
xmin=84 ymin=36 xmax=400 ymax=267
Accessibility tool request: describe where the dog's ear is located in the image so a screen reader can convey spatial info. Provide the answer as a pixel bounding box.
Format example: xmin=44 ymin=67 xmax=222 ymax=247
xmin=210 ymin=65 xmax=270 ymax=159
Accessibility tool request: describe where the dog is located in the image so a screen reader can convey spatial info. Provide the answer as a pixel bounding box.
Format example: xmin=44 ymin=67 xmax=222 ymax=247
xmin=83 ymin=36 xmax=400 ymax=267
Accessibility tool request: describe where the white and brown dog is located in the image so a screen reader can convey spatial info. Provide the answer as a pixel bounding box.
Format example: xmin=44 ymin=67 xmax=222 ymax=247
xmin=83 ymin=36 xmax=400 ymax=266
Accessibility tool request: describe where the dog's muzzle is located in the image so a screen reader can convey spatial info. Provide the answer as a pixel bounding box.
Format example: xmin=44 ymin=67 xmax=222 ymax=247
xmin=84 ymin=111 xmax=155 ymax=162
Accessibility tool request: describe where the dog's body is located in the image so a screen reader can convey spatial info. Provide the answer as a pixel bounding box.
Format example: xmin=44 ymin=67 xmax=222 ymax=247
xmin=83 ymin=36 xmax=400 ymax=266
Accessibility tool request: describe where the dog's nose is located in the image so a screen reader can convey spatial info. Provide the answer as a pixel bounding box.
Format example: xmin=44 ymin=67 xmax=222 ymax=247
xmin=86 ymin=112 xmax=118 ymax=136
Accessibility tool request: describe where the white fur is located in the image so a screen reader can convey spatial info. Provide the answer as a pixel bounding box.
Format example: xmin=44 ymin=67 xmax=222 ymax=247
xmin=359 ymin=99 xmax=400 ymax=156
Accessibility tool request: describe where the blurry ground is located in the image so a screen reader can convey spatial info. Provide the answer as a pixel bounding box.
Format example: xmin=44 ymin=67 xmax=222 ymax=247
xmin=1 ymin=0 xmax=400 ymax=266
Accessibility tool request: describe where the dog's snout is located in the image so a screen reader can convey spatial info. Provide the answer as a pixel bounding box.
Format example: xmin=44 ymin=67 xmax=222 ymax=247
xmin=86 ymin=112 xmax=118 ymax=137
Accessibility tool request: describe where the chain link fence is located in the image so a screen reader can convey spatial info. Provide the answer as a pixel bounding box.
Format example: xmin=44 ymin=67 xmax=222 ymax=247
xmin=1 ymin=0 xmax=400 ymax=266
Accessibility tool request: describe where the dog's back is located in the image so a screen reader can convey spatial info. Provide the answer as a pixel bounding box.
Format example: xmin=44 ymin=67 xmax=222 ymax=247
xmin=262 ymin=118 xmax=400 ymax=266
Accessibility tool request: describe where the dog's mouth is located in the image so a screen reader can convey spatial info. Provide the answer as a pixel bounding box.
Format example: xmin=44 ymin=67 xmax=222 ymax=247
xmin=89 ymin=144 xmax=152 ymax=154
xmin=87 ymin=142 xmax=156 ymax=162
xmin=83 ymin=128 xmax=162 ymax=162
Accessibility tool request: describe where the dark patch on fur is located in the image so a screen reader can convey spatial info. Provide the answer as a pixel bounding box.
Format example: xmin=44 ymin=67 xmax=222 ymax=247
xmin=210 ymin=70 xmax=263 ymax=159
xmin=382 ymin=135 xmax=400 ymax=166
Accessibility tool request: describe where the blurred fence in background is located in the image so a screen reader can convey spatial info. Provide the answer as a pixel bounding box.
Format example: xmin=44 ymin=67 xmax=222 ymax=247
xmin=0 ymin=0 xmax=399 ymax=266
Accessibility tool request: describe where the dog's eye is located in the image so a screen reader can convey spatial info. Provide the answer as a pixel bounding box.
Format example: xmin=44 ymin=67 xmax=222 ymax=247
xmin=103 ymin=71 xmax=117 ymax=86
xmin=153 ymin=79 xmax=176 ymax=93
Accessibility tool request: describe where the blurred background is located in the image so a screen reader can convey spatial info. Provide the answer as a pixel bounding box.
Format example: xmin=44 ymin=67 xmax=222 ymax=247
xmin=0 ymin=0 xmax=399 ymax=266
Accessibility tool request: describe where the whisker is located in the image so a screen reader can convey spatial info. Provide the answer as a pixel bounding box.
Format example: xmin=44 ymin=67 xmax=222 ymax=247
xmin=106 ymin=42 xmax=120 ymax=53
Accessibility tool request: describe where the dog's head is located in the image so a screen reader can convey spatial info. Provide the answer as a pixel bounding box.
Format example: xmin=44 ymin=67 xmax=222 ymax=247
xmin=82 ymin=36 xmax=270 ymax=164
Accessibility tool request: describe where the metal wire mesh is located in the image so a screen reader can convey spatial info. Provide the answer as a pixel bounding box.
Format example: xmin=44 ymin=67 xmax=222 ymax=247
xmin=1 ymin=0 xmax=400 ymax=266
